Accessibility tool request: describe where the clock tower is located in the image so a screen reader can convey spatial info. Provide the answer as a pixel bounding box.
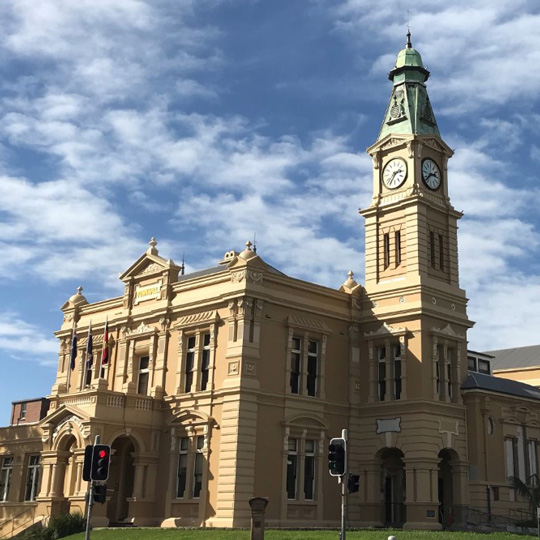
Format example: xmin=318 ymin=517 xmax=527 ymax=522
xmin=356 ymin=33 xmax=474 ymax=529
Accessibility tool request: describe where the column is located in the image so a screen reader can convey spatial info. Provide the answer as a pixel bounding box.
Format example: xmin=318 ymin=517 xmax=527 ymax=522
xmin=361 ymin=460 xmax=384 ymax=526
xmin=403 ymin=457 xmax=441 ymax=530
xmin=367 ymin=340 xmax=376 ymax=403
xmin=175 ymin=329 xmax=185 ymax=394
xmin=132 ymin=458 xmax=145 ymax=499
xmin=399 ymin=335 xmax=408 ymax=399
xmin=115 ymin=331 xmax=128 ymax=392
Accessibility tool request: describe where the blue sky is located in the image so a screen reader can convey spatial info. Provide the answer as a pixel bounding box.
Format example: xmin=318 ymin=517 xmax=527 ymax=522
xmin=1 ymin=0 xmax=540 ymax=425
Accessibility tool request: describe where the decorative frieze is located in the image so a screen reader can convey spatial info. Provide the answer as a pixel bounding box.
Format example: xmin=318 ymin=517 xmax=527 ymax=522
xmin=231 ymin=269 xmax=264 ymax=283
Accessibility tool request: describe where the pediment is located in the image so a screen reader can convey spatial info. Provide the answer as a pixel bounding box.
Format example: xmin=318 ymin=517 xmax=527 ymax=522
xmin=169 ymin=409 xmax=214 ymax=427
xmin=367 ymin=134 xmax=411 ymax=155
xmin=40 ymin=403 xmax=88 ymax=426
xmin=364 ymin=322 xmax=407 ymax=338
xmin=283 ymin=414 xmax=328 ymax=430
xmin=288 ymin=314 xmax=331 ymax=333
xmin=119 ymin=252 xmax=180 ymax=282
xmin=39 ymin=404 xmax=91 ymax=445
xmin=431 ymin=324 xmax=465 ymax=340
xmin=417 ymin=135 xmax=454 ymax=156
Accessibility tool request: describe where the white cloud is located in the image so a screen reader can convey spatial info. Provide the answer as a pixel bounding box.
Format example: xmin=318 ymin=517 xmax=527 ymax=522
xmin=0 ymin=312 xmax=58 ymax=365
xmin=328 ymin=1 xmax=540 ymax=114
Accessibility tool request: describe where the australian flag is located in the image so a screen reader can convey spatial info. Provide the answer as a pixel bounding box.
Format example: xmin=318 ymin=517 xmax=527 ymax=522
xmin=70 ymin=322 xmax=78 ymax=370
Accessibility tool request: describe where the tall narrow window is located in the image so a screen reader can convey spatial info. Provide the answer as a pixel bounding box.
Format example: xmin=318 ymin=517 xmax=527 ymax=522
xmin=306 ymin=340 xmax=318 ymax=397
xmin=25 ymin=455 xmax=40 ymax=501
xmin=85 ymin=356 xmax=93 ymax=387
xmin=286 ymin=439 xmax=298 ymax=499
xmin=176 ymin=438 xmax=189 ymax=498
xmin=436 ymin=345 xmax=444 ymax=396
xmin=137 ymin=356 xmax=150 ymax=395
xmin=394 ymin=344 xmax=402 ymax=400
xmin=0 ymin=456 xmax=13 ymax=502
xmin=20 ymin=403 xmax=27 ymax=420
xmin=193 ymin=436 xmax=204 ymax=498
xmin=185 ymin=336 xmax=196 ymax=393
xmin=290 ymin=338 xmax=301 ymax=394
xmin=439 ymin=234 xmax=444 ymax=270
xmin=447 ymin=348 xmax=454 ymax=399
xmin=430 ymin=231 xmax=436 ymax=268
xmin=395 ymin=231 xmax=402 ymax=266
xmin=200 ymin=333 xmax=211 ymax=391
xmin=304 ymin=440 xmax=316 ymax=500
xmin=384 ymin=233 xmax=390 ymax=268
xmin=505 ymin=438 xmax=520 ymax=481
xmin=528 ymin=440 xmax=538 ymax=478
xmin=377 ymin=347 xmax=386 ymax=401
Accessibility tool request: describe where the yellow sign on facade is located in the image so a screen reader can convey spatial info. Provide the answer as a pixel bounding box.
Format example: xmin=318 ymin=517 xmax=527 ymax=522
xmin=134 ymin=282 xmax=161 ymax=304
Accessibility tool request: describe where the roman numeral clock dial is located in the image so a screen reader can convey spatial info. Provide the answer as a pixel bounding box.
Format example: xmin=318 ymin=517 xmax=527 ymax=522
xmin=382 ymin=158 xmax=407 ymax=189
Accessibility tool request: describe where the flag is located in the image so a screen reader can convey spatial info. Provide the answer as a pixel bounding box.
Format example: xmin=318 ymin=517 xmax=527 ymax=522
xmin=86 ymin=321 xmax=93 ymax=370
xmin=70 ymin=321 xmax=78 ymax=370
xmin=101 ymin=319 xmax=109 ymax=365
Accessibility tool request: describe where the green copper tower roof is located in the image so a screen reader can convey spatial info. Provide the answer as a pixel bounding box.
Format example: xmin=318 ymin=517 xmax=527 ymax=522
xmin=377 ymin=31 xmax=440 ymax=141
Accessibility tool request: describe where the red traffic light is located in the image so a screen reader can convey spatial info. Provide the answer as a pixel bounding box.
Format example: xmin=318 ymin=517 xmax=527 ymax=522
xmin=99 ymin=450 xmax=107 ymax=458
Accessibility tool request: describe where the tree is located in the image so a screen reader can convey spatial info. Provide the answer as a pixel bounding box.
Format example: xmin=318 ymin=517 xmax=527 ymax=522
xmin=509 ymin=474 xmax=540 ymax=518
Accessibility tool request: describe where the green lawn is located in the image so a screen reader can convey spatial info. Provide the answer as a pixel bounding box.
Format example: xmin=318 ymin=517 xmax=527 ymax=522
xmin=67 ymin=528 xmax=539 ymax=540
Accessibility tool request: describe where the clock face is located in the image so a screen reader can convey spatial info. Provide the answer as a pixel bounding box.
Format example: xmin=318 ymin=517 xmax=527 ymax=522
xmin=382 ymin=158 xmax=407 ymax=189
xmin=422 ymin=159 xmax=441 ymax=190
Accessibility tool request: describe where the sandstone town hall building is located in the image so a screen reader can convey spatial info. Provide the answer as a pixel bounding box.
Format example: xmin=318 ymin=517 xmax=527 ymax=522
xmin=2 ymin=36 xmax=540 ymax=535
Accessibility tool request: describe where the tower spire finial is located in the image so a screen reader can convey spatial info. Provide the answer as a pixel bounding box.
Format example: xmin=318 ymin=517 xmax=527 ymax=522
xmin=406 ymin=27 xmax=412 ymax=49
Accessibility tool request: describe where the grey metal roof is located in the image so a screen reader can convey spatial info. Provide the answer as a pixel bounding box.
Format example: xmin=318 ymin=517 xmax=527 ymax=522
xmin=484 ymin=344 xmax=540 ymax=371
xmin=175 ymin=263 xmax=286 ymax=283
xmin=462 ymin=371 xmax=540 ymax=401
xmin=176 ymin=265 xmax=228 ymax=282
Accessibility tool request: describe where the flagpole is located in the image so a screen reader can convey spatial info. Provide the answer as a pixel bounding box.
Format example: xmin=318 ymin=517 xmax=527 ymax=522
xmin=85 ymin=320 xmax=93 ymax=388
xmin=67 ymin=319 xmax=77 ymax=392
xmin=101 ymin=316 xmax=109 ymax=380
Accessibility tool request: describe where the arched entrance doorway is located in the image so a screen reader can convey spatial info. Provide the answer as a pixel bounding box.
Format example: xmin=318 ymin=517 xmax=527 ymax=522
xmin=378 ymin=448 xmax=406 ymax=527
xmin=438 ymin=448 xmax=458 ymax=527
xmin=106 ymin=437 xmax=135 ymax=524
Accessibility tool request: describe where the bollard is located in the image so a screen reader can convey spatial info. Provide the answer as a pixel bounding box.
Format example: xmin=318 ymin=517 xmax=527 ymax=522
xmin=249 ymin=497 xmax=269 ymax=540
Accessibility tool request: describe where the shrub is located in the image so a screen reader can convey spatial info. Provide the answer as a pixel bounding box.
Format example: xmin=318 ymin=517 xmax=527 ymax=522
xmin=23 ymin=513 xmax=85 ymax=540
xmin=48 ymin=512 xmax=86 ymax=538
xmin=22 ymin=527 xmax=54 ymax=540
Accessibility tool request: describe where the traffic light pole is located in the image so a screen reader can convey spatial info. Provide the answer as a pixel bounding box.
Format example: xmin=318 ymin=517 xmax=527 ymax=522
xmin=85 ymin=435 xmax=100 ymax=540
xmin=340 ymin=428 xmax=347 ymax=540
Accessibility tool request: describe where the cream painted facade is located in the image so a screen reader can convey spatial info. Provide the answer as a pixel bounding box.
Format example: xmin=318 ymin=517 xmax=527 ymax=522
xmin=2 ymin=38 xmax=540 ymax=536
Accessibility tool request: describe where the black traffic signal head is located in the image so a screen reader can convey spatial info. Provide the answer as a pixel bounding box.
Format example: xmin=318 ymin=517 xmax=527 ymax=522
xmin=82 ymin=445 xmax=93 ymax=482
xmin=328 ymin=437 xmax=346 ymax=477
xmin=93 ymin=483 xmax=107 ymax=504
xmin=91 ymin=444 xmax=111 ymax=481
xmin=348 ymin=473 xmax=360 ymax=494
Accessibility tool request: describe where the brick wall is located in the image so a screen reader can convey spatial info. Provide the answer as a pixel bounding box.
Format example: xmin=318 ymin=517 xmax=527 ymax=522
xmin=10 ymin=398 xmax=49 ymax=425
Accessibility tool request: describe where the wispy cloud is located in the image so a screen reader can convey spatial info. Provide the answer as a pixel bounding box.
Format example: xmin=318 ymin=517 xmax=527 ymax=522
xmin=0 ymin=312 xmax=58 ymax=365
